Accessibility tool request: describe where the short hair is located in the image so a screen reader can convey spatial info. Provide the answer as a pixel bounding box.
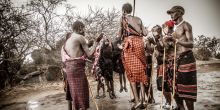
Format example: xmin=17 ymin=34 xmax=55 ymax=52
xmin=152 ymin=25 xmax=162 ymax=33
xmin=122 ymin=3 xmax=132 ymax=14
xmin=72 ymin=20 xmax=85 ymax=32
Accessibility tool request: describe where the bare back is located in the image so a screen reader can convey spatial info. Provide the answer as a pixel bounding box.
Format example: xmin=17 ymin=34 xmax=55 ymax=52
xmin=121 ymin=15 xmax=147 ymax=36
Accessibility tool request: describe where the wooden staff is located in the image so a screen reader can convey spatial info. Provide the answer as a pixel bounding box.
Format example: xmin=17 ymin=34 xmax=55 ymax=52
xmin=133 ymin=0 xmax=136 ymax=16
xmin=170 ymin=41 xmax=177 ymax=110
xmin=88 ymin=80 xmax=99 ymax=110
xmin=146 ymin=46 xmax=155 ymax=104
xmin=160 ymin=48 xmax=166 ymax=110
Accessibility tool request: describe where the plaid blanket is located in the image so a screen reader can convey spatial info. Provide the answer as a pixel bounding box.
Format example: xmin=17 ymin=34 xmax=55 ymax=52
xmin=122 ymin=36 xmax=147 ymax=84
xmin=176 ymin=50 xmax=197 ymax=102
xmin=65 ymin=59 xmax=89 ymax=109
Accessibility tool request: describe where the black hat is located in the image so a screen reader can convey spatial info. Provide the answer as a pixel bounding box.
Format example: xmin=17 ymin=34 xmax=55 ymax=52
xmin=167 ymin=6 xmax=185 ymax=15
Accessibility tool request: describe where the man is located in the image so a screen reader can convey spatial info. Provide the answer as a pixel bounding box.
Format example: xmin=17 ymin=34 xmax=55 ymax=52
xmin=99 ymin=38 xmax=116 ymax=99
xmin=143 ymin=31 xmax=156 ymax=104
xmin=165 ymin=6 xmax=197 ymax=110
xmin=61 ymin=21 xmax=103 ymax=110
xmin=119 ymin=3 xmax=148 ymax=109
xmin=148 ymin=25 xmax=173 ymax=108
xmin=61 ymin=32 xmax=73 ymax=110
xmin=161 ymin=20 xmax=175 ymax=109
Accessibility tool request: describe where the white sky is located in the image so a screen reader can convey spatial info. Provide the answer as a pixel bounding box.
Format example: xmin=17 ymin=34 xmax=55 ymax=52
xmin=12 ymin=0 xmax=220 ymax=38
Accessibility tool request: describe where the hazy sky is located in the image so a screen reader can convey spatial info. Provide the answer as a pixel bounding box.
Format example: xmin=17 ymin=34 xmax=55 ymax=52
xmin=12 ymin=0 xmax=220 ymax=38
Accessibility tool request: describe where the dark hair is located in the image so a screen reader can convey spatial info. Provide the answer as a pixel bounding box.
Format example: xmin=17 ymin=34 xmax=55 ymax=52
xmin=152 ymin=25 xmax=162 ymax=33
xmin=72 ymin=20 xmax=85 ymax=32
xmin=122 ymin=3 xmax=132 ymax=14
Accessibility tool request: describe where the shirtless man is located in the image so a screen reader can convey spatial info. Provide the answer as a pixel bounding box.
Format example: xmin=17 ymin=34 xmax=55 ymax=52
xmin=147 ymin=25 xmax=172 ymax=107
xmin=61 ymin=21 xmax=103 ymax=110
xmin=143 ymin=30 xmax=157 ymax=104
xmin=165 ymin=6 xmax=197 ymax=110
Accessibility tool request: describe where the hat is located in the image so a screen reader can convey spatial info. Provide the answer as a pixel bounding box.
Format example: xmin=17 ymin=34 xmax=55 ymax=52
xmin=167 ymin=6 xmax=185 ymax=15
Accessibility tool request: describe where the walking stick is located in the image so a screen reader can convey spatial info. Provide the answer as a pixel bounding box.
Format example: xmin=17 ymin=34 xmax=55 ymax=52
xmin=133 ymin=0 xmax=136 ymax=16
xmin=170 ymin=41 xmax=177 ymax=110
xmin=146 ymin=46 xmax=155 ymax=104
xmin=88 ymin=80 xmax=99 ymax=110
xmin=160 ymin=48 xmax=166 ymax=110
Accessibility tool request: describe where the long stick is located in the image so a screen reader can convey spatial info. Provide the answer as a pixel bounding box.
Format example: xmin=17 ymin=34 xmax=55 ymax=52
xmin=146 ymin=47 xmax=155 ymax=103
xmin=170 ymin=42 xmax=177 ymax=110
xmin=160 ymin=48 xmax=166 ymax=110
xmin=133 ymin=0 xmax=136 ymax=16
xmin=88 ymin=79 xmax=99 ymax=110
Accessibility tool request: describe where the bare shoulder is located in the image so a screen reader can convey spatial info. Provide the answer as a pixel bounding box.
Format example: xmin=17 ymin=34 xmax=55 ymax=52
xmin=134 ymin=16 xmax=142 ymax=23
xmin=183 ymin=21 xmax=192 ymax=31
xmin=77 ymin=35 xmax=87 ymax=44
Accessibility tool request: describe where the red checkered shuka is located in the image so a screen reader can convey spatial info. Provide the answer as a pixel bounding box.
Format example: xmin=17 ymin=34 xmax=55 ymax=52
xmin=122 ymin=36 xmax=148 ymax=84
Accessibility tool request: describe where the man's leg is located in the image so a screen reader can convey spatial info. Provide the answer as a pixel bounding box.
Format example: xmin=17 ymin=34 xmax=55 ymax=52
xmin=123 ymin=73 xmax=128 ymax=92
xmin=163 ymin=91 xmax=171 ymax=109
xmin=130 ymin=82 xmax=141 ymax=104
xmin=174 ymin=95 xmax=185 ymax=110
xmin=164 ymin=92 xmax=171 ymax=104
xmin=68 ymin=101 xmax=72 ymax=110
xmin=185 ymin=100 xmax=194 ymax=110
xmin=140 ymin=82 xmax=145 ymax=103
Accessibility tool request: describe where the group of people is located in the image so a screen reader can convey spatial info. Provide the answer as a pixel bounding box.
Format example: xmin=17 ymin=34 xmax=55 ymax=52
xmin=61 ymin=2 xmax=197 ymax=110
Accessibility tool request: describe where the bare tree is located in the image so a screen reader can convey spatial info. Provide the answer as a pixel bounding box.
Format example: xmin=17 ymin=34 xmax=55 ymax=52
xmin=26 ymin=0 xmax=66 ymax=50
xmin=64 ymin=6 xmax=121 ymax=40
xmin=0 ymin=0 xmax=34 ymax=88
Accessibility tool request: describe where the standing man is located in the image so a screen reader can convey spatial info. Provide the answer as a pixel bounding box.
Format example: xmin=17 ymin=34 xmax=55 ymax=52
xmin=119 ymin=3 xmax=148 ymax=109
xmin=165 ymin=6 xmax=197 ymax=110
xmin=61 ymin=32 xmax=72 ymax=110
xmin=143 ymin=33 xmax=156 ymax=104
xmin=61 ymin=21 xmax=103 ymax=110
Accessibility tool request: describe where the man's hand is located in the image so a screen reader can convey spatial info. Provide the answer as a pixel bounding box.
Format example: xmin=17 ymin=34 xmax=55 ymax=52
xmin=88 ymin=40 xmax=94 ymax=47
xmin=96 ymin=33 xmax=104 ymax=42
xmin=163 ymin=35 xmax=174 ymax=42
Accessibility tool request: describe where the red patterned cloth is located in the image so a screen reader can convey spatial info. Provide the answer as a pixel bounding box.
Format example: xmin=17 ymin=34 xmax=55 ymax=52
xmin=65 ymin=59 xmax=89 ymax=109
xmin=122 ymin=36 xmax=148 ymax=84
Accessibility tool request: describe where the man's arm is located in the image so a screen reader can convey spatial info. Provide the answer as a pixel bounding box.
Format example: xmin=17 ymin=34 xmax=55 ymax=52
xmin=80 ymin=33 xmax=103 ymax=57
xmin=79 ymin=36 xmax=98 ymax=57
xmin=176 ymin=23 xmax=194 ymax=48
xmin=118 ymin=17 xmax=123 ymax=38
xmin=145 ymin=37 xmax=153 ymax=53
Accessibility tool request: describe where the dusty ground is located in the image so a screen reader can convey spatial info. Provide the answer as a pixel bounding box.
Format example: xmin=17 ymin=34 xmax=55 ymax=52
xmin=0 ymin=60 xmax=220 ymax=110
